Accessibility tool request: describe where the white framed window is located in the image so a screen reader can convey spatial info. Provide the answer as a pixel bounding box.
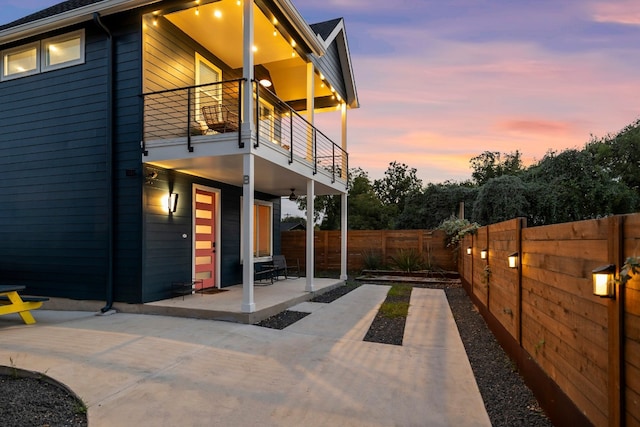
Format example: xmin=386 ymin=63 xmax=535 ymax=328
xmin=258 ymin=97 xmax=275 ymax=143
xmin=2 ymin=42 xmax=40 ymax=81
xmin=42 ymin=30 xmax=85 ymax=71
xmin=1 ymin=30 xmax=85 ymax=82
xmin=240 ymin=199 xmax=274 ymax=261
xmin=254 ymin=201 xmax=273 ymax=259
xmin=195 ymin=53 xmax=222 ymax=123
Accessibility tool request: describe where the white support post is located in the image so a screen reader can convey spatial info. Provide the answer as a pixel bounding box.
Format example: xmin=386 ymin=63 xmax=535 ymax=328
xmin=242 ymin=0 xmax=254 ymax=134
xmin=340 ymin=192 xmax=348 ymax=280
xmin=306 ymin=62 xmax=315 ymax=161
xmin=241 ymin=154 xmax=255 ymax=313
xmin=341 ymin=102 xmax=348 ymax=179
xmin=306 ymin=179 xmax=315 ymax=292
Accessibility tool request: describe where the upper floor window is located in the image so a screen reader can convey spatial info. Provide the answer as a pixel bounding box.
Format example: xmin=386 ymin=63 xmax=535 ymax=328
xmin=2 ymin=42 xmax=39 ymax=80
xmin=42 ymin=30 xmax=84 ymax=71
xmin=1 ymin=30 xmax=84 ymax=81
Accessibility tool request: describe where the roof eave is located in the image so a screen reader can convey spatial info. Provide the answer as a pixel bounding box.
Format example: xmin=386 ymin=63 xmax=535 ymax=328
xmin=270 ymin=0 xmax=325 ymax=57
xmin=0 ymin=0 xmax=160 ymax=44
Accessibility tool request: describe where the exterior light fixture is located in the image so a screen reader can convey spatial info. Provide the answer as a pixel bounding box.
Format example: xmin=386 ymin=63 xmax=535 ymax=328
xmin=259 ymin=79 xmax=272 ymax=88
xmin=508 ymin=252 xmax=518 ymax=269
xmin=168 ymin=193 xmax=178 ymax=213
xmin=592 ymin=264 xmax=616 ymax=298
xmin=480 ymin=249 xmax=488 ymax=260
xmin=288 ymin=188 xmax=297 ymax=201
xmin=466 ymin=247 xmax=472 ymax=255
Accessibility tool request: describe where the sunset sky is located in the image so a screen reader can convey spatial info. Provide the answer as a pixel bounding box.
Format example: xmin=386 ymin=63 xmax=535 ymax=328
xmin=2 ymin=0 xmax=640 ymax=185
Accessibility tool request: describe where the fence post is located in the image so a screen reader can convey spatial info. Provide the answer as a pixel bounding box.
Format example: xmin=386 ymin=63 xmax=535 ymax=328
xmin=516 ymin=217 xmax=524 ymax=345
xmin=608 ymin=216 xmax=625 ymax=427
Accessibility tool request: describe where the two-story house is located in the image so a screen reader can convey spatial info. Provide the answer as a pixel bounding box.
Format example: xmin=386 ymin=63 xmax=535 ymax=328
xmin=0 ymin=0 xmax=358 ymax=313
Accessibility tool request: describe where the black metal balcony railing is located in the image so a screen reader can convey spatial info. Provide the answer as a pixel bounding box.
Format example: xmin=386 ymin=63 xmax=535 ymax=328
xmin=141 ymin=79 xmax=348 ymax=183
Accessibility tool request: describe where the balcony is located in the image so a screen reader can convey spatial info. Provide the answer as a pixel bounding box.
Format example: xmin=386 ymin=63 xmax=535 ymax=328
xmin=141 ymin=79 xmax=348 ymax=194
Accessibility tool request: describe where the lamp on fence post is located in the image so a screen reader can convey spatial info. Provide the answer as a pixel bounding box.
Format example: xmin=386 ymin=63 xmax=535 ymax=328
xmin=592 ymin=264 xmax=616 ymax=298
xmin=508 ymin=252 xmax=518 ymax=269
xmin=480 ymin=248 xmax=488 ymax=260
xmin=466 ymin=247 xmax=472 ymax=255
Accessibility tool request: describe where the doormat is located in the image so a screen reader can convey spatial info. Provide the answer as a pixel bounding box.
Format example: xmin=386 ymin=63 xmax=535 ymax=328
xmin=199 ymin=288 xmax=229 ymax=295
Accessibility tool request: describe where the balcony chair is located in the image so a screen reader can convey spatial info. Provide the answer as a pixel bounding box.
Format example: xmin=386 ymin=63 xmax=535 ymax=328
xmin=201 ymin=104 xmax=239 ymax=133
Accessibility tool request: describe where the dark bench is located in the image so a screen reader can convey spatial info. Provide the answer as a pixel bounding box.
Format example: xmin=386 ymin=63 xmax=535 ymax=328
xmin=254 ymin=263 xmax=276 ymax=285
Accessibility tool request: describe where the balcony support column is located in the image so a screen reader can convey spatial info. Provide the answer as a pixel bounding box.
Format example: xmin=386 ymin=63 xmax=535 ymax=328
xmin=306 ymin=62 xmax=315 ymax=162
xmin=242 ymin=0 xmax=255 ymax=135
xmin=241 ymin=153 xmax=256 ymax=313
xmin=340 ymin=192 xmax=348 ymax=280
xmin=341 ymin=102 xmax=347 ymax=180
xmin=305 ymin=179 xmax=315 ymax=292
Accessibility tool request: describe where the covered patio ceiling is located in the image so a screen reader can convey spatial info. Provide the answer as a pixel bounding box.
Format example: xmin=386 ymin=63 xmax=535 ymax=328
xmin=163 ymin=0 xmax=336 ymax=106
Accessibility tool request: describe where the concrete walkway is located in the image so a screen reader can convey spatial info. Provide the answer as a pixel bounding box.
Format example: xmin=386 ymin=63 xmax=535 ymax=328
xmin=0 ymin=285 xmax=491 ymax=427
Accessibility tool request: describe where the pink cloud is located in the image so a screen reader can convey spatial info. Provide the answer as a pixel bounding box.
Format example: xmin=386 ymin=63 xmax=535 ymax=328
xmin=591 ymin=1 xmax=640 ymax=25
xmin=495 ymin=119 xmax=576 ymax=136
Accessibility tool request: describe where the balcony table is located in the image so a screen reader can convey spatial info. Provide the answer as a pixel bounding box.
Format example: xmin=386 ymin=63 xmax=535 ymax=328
xmin=0 ymin=285 xmax=48 ymax=325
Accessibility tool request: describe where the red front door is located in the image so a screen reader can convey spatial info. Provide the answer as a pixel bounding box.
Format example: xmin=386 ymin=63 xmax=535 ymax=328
xmin=194 ymin=188 xmax=216 ymax=290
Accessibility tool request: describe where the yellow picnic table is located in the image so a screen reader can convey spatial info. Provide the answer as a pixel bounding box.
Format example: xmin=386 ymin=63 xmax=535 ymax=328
xmin=0 ymin=285 xmax=48 ymax=325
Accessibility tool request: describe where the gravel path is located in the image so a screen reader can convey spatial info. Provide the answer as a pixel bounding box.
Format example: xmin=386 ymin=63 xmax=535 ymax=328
xmin=1 ymin=281 xmax=553 ymax=426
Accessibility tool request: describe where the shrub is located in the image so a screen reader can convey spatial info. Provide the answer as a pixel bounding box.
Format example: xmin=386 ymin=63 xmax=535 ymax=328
xmin=437 ymin=215 xmax=480 ymax=249
xmin=361 ymin=250 xmax=384 ymax=270
xmin=390 ymin=249 xmax=424 ymax=272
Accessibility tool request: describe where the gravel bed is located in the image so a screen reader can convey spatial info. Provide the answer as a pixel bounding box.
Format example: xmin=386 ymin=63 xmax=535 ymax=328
xmin=1 ymin=281 xmax=553 ymax=426
xmin=0 ymin=374 xmax=87 ymax=427
xmin=445 ymin=287 xmax=553 ymax=426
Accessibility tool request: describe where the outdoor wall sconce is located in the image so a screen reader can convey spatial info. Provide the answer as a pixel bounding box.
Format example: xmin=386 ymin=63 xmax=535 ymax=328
xmin=168 ymin=193 xmax=178 ymax=213
xmin=480 ymin=249 xmax=488 ymax=259
xmin=508 ymin=252 xmax=518 ymax=269
xmin=466 ymin=247 xmax=472 ymax=255
xmin=592 ymin=264 xmax=616 ymax=298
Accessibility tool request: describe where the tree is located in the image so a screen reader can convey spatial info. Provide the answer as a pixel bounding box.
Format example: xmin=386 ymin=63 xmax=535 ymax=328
xmin=373 ymin=161 xmax=423 ymax=227
xmin=348 ymin=168 xmax=392 ymax=229
xmin=470 ymin=151 xmax=524 ymax=186
xmin=472 ymin=175 xmax=530 ymax=225
xmin=396 ymin=181 xmax=478 ymax=229
xmin=587 ymin=118 xmax=640 ymax=194
xmin=521 ymin=149 xmax=638 ymax=225
xmin=295 ymin=168 xmax=392 ymax=230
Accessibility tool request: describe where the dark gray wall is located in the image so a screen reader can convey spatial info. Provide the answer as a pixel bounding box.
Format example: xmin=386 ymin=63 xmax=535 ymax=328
xmin=0 ymin=24 xmax=112 ymax=299
xmin=141 ymin=167 xmax=281 ymax=302
xmin=311 ymin=38 xmax=346 ymax=100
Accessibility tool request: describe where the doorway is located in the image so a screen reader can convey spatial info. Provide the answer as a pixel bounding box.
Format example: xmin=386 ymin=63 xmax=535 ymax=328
xmin=193 ymin=185 xmax=220 ymax=290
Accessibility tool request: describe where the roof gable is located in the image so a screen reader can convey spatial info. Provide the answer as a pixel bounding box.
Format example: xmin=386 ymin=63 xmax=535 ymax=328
xmin=310 ymin=17 xmax=359 ymax=109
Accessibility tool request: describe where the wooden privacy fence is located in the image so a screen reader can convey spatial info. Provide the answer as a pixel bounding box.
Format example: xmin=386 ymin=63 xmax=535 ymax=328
xmin=281 ymin=229 xmax=456 ymax=273
xmin=460 ymin=214 xmax=640 ymax=427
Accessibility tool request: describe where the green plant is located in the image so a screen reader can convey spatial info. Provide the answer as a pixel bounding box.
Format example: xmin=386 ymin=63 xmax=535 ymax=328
xmin=74 ymin=400 xmax=88 ymax=415
xmin=620 ymin=256 xmax=640 ymax=285
xmin=437 ymin=215 xmax=480 ymax=249
xmin=390 ymin=249 xmax=424 ymax=272
xmin=482 ymin=265 xmax=491 ymax=284
xmin=8 ymin=356 xmax=18 ymax=379
xmin=379 ymin=284 xmax=412 ymax=319
xmin=361 ymin=250 xmax=383 ymax=270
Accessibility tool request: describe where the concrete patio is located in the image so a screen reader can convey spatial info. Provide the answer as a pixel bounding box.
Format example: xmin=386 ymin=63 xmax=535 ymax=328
xmin=0 ymin=284 xmax=491 ymax=426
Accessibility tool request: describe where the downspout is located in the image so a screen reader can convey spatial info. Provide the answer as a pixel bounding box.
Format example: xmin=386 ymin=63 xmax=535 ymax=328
xmin=93 ymin=13 xmax=115 ymax=313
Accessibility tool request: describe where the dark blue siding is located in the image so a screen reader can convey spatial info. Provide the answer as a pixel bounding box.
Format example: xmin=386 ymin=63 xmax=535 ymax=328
xmin=112 ymin=16 xmax=145 ymax=303
xmin=311 ymin=39 xmax=346 ymax=100
xmin=141 ymin=167 xmax=281 ymax=302
xmin=0 ymin=24 xmax=111 ymax=299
